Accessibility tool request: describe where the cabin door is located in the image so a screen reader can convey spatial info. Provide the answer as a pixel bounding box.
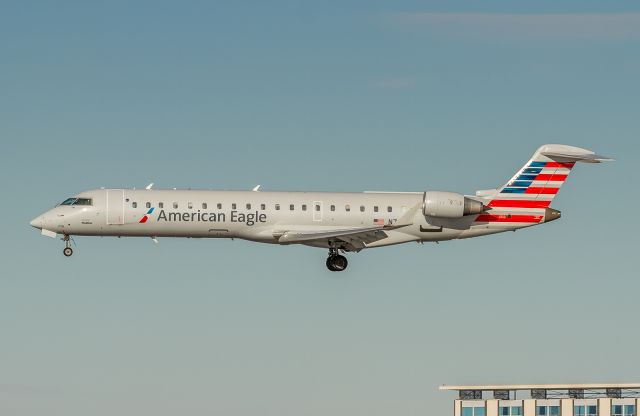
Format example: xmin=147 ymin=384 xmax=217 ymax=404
xmin=106 ymin=189 xmax=124 ymax=225
xmin=313 ymin=201 xmax=323 ymax=222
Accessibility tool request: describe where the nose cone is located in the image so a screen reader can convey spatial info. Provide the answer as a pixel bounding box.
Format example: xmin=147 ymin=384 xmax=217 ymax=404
xmin=30 ymin=215 xmax=44 ymax=229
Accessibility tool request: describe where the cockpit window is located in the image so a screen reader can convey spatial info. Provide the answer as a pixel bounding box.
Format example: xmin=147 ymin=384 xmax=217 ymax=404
xmin=59 ymin=198 xmax=92 ymax=206
xmin=60 ymin=198 xmax=77 ymax=205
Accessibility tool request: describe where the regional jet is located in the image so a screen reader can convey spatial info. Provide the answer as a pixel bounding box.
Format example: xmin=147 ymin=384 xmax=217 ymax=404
xmin=30 ymin=144 xmax=611 ymax=271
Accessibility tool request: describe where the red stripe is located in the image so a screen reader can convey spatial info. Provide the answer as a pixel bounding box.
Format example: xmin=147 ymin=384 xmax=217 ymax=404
xmin=545 ymin=162 xmax=575 ymax=168
xmin=139 ymin=216 xmax=148 ymax=223
xmin=488 ymin=200 xmax=551 ymax=208
xmin=525 ymin=187 xmax=559 ymax=194
xmin=535 ymin=174 xmax=568 ymax=181
xmin=475 ymin=214 xmax=543 ymax=223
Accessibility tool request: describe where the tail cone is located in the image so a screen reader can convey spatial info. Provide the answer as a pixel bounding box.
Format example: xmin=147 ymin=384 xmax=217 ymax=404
xmin=544 ymin=208 xmax=561 ymax=223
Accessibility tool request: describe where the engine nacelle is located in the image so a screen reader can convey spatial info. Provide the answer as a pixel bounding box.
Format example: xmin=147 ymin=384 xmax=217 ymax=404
xmin=423 ymin=191 xmax=485 ymax=218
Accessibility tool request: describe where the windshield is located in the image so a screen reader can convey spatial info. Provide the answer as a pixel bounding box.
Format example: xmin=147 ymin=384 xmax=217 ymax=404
xmin=60 ymin=198 xmax=77 ymax=205
xmin=59 ymin=198 xmax=92 ymax=206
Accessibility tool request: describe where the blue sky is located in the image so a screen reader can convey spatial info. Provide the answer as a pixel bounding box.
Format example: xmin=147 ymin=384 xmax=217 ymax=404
xmin=1 ymin=1 xmax=639 ymax=415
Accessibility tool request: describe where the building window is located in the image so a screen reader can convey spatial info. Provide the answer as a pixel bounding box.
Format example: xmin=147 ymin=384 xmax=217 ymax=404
xmin=360 ymin=205 xmax=365 ymax=212
xmin=173 ymin=202 xmax=178 ymax=209
xmin=290 ymin=204 xmax=294 ymax=211
xmin=537 ymin=406 xmax=560 ymax=416
xmin=302 ymin=204 xmax=307 ymax=211
xmin=261 ymin=204 xmax=266 ymax=210
xmin=202 ymin=203 xmax=207 ymax=209
xmin=574 ymin=405 xmax=597 ymax=416
xmin=463 ymin=407 xmax=486 ymax=416
xmin=387 ymin=206 xmax=393 ymax=212
xmin=159 ymin=202 xmax=164 ymax=209
xmin=614 ymin=405 xmax=637 ymax=416
xmin=330 ymin=205 xmax=335 ymax=211
xmin=132 ymin=202 xmax=137 ymax=208
xmin=275 ymin=204 xmax=280 ymax=210
xmin=500 ymin=407 xmax=522 ymax=416
xmin=146 ymin=202 xmax=151 ymax=208
xmin=345 ymin=205 xmax=351 ymax=212
xmin=188 ymin=202 xmax=193 ymax=209
xmin=232 ymin=203 xmax=236 ymax=209
xmin=217 ymin=203 xmax=222 ymax=209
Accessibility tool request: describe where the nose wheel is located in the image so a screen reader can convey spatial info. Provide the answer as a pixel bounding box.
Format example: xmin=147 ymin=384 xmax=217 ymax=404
xmin=62 ymin=235 xmax=74 ymax=257
xmin=326 ymin=248 xmax=348 ymax=272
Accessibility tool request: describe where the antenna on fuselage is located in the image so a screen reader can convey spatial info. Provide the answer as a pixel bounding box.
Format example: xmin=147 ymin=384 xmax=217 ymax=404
xmin=252 ymin=185 xmax=261 ymax=191
xmin=145 ymin=183 xmax=154 ymax=190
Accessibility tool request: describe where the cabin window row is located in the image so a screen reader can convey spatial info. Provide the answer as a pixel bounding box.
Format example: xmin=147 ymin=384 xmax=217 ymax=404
xmin=130 ymin=201 xmax=394 ymax=213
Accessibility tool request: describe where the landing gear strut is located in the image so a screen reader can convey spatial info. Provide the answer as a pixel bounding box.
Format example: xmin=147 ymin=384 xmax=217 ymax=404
xmin=62 ymin=235 xmax=73 ymax=257
xmin=326 ymin=248 xmax=348 ymax=272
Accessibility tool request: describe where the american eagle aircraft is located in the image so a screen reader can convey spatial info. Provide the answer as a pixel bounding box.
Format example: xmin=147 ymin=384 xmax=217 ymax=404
xmin=30 ymin=144 xmax=610 ymax=271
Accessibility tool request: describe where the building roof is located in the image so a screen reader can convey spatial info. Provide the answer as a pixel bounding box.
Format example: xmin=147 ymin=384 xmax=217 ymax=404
xmin=440 ymin=384 xmax=640 ymax=391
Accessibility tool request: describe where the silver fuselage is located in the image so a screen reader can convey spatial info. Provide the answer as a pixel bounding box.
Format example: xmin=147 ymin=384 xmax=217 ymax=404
xmin=30 ymin=188 xmax=529 ymax=250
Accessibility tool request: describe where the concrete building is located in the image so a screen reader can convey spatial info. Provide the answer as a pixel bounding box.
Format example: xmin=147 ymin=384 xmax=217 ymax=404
xmin=440 ymin=384 xmax=640 ymax=416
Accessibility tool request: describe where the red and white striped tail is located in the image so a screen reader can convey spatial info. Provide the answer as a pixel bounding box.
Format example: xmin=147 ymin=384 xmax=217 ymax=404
xmin=475 ymin=144 xmax=612 ymax=225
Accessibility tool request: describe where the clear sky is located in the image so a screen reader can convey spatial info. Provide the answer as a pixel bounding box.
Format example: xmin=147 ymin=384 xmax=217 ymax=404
xmin=1 ymin=1 xmax=639 ymax=415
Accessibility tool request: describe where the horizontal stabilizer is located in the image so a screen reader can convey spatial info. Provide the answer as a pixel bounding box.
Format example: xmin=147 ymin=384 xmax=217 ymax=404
xmin=540 ymin=144 xmax=614 ymax=163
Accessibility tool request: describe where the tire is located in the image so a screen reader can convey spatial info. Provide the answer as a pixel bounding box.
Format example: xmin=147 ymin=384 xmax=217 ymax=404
xmin=326 ymin=255 xmax=347 ymax=272
xmin=326 ymin=256 xmax=336 ymax=271
xmin=63 ymin=247 xmax=73 ymax=257
xmin=332 ymin=255 xmax=348 ymax=271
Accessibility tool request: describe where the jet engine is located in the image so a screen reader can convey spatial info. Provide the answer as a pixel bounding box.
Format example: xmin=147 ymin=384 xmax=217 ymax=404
xmin=423 ymin=191 xmax=486 ymax=218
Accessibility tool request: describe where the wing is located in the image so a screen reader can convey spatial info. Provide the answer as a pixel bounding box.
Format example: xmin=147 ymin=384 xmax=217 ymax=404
xmin=277 ymin=223 xmax=409 ymax=252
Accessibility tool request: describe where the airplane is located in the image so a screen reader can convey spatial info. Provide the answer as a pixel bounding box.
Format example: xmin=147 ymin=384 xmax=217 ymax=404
xmin=30 ymin=144 xmax=611 ymax=271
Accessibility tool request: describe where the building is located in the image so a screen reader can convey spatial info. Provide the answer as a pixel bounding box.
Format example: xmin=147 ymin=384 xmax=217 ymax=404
xmin=440 ymin=384 xmax=640 ymax=416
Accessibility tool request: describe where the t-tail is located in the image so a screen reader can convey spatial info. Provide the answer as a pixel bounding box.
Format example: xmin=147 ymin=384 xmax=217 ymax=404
xmin=475 ymin=144 xmax=613 ymax=225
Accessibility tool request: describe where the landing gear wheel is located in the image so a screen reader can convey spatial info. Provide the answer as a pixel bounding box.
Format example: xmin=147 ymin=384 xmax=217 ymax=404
xmin=326 ymin=254 xmax=348 ymax=272
xmin=63 ymin=247 xmax=73 ymax=257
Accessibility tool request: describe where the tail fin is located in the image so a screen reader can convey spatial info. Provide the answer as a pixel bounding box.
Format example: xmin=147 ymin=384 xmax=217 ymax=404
xmin=476 ymin=144 xmax=612 ymax=224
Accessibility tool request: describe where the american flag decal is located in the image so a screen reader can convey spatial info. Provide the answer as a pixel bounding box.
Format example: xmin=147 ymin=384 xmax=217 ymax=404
xmin=373 ymin=218 xmax=385 ymax=225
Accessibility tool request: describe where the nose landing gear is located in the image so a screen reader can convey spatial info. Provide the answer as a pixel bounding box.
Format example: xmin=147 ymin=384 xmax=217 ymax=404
xmin=62 ymin=235 xmax=74 ymax=257
xmin=326 ymin=248 xmax=348 ymax=272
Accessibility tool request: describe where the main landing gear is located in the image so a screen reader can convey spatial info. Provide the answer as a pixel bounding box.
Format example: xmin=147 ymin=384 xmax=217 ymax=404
xmin=326 ymin=248 xmax=348 ymax=272
xmin=62 ymin=235 xmax=73 ymax=257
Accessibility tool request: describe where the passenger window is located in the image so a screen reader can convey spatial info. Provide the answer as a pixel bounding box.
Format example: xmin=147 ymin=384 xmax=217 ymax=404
xmin=146 ymin=202 xmax=151 ymax=208
xmin=315 ymin=204 xmax=320 ymax=211
xmin=345 ymin=205 xmax=351 ymax=212
xmin=261 ymin=203 xmax=266 ymax=210
xmin=289 ymin=204 xmax=294 ymax=211
xmin=132 ymin=202 xmax=137 ymax=208
xmin=173 ymin=202 xmax=178 ymax=209
xmin=302 ymin=204 xmax=307 ymax=211
xmin=188 ymin=202 xmax=193 ymax=209
xmin=374 ymin=206 xmax=379 ymax=212
xmin=330 ymin=205 xmax=335 ymax=211
xmin=387 ymin=206 xmax=392 ymax=212
xmin=202 ymin=203 xmax=207 ymax=209
xmin=217 ymin=203 xmax=222 ymax=209
xmin=275 ymin=204 xmax=280 ymax=210
xmin=246 ymin=203 xmax=251 ymax=210
xmin=232 ymin=203 xmax=237 ymax=209
xmin=159 ymin=202 xmax=164 ymax=208
xmin=360 ymin=205 xmax=365 ymax=212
